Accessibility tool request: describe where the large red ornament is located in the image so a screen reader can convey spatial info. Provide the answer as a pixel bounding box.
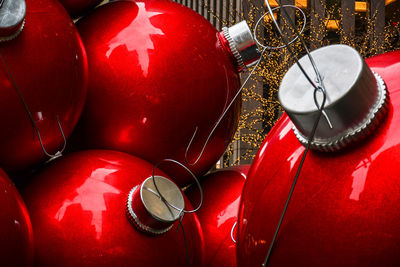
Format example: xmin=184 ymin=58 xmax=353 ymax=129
xmin=0 ymin=0 xmax=88 ymax=172
xmin=0 ymin=168 xmax=34 ymax=266
xmin=237 ymin=49 xmax=400 ymax=265
xmin=57 ymin=0 xmax=103 ymax=18
xmin=22 ymin=150 xmax=204 ymax=266
xmin=187 ymin=165 xmax=248 ymax=267
xmin=73 ymin=0 xmax=259 ymax=186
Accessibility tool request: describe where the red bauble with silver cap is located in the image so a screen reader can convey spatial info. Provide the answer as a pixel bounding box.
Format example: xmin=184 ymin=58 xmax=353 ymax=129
xmin=72 ymin=0 xmax=260 ymax=186
xmin=0 ymin=168 xmax=33 ymax=266
xmin=187 ymin=165 xmax=249 ymax=267
xmin=22 ymin=150 xmax=204 ymax=266
xmin=0 ymin=0 xmax=88 ymax=172
xmin=237 ymin=46 xmax=400 ymax=266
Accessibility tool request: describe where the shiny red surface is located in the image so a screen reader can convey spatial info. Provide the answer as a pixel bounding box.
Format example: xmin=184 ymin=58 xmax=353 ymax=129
xmin=0 ymin=0 xmax=87 ymax=172
xmin=237 ymin=50 xmax=400 ymax=266
xmin=0 ymin=168 xmax=34 ymax=266
xmin=187 ymin=165 xmax=248 ymax=267
xmin=22 ymin=150 xmax=204 ymax=266
xmin=57 ymin=0 xmax=103 ymax=18
xmin=73 ymin=0 xmax=241 ymax=186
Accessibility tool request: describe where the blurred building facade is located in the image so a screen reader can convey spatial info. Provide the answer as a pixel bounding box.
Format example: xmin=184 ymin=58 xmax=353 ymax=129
xmin=173 ymin=0 xmax=399 ymax=166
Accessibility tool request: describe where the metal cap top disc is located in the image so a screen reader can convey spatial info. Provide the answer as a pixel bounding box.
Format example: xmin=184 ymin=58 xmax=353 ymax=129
xmin=0 ymin=0 xmax=26 ymax=39
xmin=140 ymin=176 xmax=184 ymax=223
xmin=279 ymin=44 xmax=364 ymax=114
xmin=278 ymin=44 xmax=388 ymax=151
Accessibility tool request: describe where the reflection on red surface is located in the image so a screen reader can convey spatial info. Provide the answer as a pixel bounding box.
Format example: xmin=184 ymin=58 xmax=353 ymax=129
xmin=237 ymin=51 xmax=400 ymax=266
xmin=22 ymin=150 xmax=205 ymax=266
xmin=187 ymin=165 xmax=249 ymax=267
xmin=118 ymin=126 xmax=134 ymax=144
xmin=288 ymin=146 xmax=303 ymax=169
xmin=106 ymin=3 xmax=164 ymax=76
xmin=0 ymin=169 xmax=33 ymax=266
xmin=349 ymin=158 xmax=372 ymax=201
xmin=278 ymin=122 xmax=292 ymax=141
xmin=217 ymin=196 xmax=240 ymax=228
xmin=74 ymin=0 xmax=241 ymax=186
xmin=55 ymin=168 xmax=120 ymax=239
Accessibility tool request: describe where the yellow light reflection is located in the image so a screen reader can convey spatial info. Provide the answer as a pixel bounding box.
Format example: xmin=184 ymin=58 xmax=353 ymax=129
xmin=263 ymin=12 xmax=278 ymax=23
xmin=356 ymin=0 xmax=398 ymax=13
xmin=326 ymin=19 xmax=339 ymax=30
xmin=355 ymin=2 xmax=367 ymax=12
xmin=265 ymin=0 xmax=278 ymax=8
xmin=265 ymin=0 xmax=397 ymax=13
xmin=265 ymin=0 xmax=307 ymax=8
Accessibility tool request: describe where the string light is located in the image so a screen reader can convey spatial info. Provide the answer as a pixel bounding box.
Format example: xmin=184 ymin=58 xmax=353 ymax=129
xmin=200 ymin=1 xmax=400 ymax=168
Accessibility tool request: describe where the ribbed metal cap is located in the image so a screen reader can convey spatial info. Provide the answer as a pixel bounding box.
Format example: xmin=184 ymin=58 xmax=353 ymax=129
xmin=222 ymin=20 xmax=261 ymax=72
xmin=126 ymin=176 xmax=184 ymax=235
xmin=279 ymin=44 xmax=389 ymax=151
xmin=0 ymin=0 xmax=26 ymax=42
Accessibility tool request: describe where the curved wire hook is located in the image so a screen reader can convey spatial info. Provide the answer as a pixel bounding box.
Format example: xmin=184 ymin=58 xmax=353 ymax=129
xmin=254 ymin=5 xmax=307 ymax=50
xmin=184 ymin=47 xmax=269 ymax=166
xmin=184 ymin=65 xmax=231 ymax=166
xmin=263 ymin=1 xmax=319 ymax=91
xmin=273 ymin=0 xmax=333 ymax=128
xmin=231 ymin=221 xmax=237 ymax=244
xmin=263 ymin=84 xmax=328 ymax=266
xmin=263 ymin=0 xmax=333 ymax=127
xmin=0 ymin=53 xmax=67 ymax=160
xmin=152 ymin=159 xmax=203 ymax=214
xmin=272 ymin=0 xmax=326 ymax=88
xmin=184 ymin=4 xmax=311 ymax=167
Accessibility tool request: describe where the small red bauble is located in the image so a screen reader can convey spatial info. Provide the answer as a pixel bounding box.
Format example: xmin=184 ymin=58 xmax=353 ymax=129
xmin=22 ymin=150 xmax=204 ymax=266
xmin=0 ymin=0 xmax=88 ymax=172
xmin=57 ymin=0 xmax=103 ymax=18
xmin=237 ymin=50 xmax=400 ymax=266
xmin=187 ymin=165 xmax=248 ymax=267
xmin=74 ymin=0 xmax=245 ymax=186
xmin=0 ymin=168 xmax=34 ymax=266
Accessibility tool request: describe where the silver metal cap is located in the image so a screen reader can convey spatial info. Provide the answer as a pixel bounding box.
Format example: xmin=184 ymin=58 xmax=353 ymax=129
xmin=0 ymin=0 xmax=26 ymax=42
xmin=279 ymin=44 xmax=389 ymax=151
xmin=126 ymin=176 xmax=184 ymax=235
xmin=222 ymin=20 xmax=261 ymax=72
xmin=141 ymin=176 xmax=184 ymax=223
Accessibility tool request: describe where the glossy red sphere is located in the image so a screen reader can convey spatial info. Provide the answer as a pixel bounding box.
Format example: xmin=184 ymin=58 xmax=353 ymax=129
xmin=237 ymin=50 xmax=400 ymax=266
xmin=0 ymin=0 xmax=88 ymax=172
xmin=187 ymin=165 xmax=248 ymax=267
xmin=22 ymin=150 xmax=204 ymax=266
xmin=57 ymin=0 xmax=103 ymax=18
xmin=74 ymin=0 xmax=241 ymax=186
xmin=0 ymin=168 xmax=34 ymax=266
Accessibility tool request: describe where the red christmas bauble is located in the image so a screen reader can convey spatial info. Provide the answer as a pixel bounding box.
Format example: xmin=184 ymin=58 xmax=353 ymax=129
xmin=22 ymin=150 xmax=204 ymax=266
xmin=0 ymin=168 xmax=33 ymax=266
xmin=0 ymin=0 xmax=88 ymax=172
xmin=73 ymin=0 xmax=243 ymax=186
xmin=57 ymin=0 xmax=103 ymax=18
xmin=187 ymin=165 xmax=248 ymax=267
xmin=237 ymin=50 xmax=400 ymax=266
